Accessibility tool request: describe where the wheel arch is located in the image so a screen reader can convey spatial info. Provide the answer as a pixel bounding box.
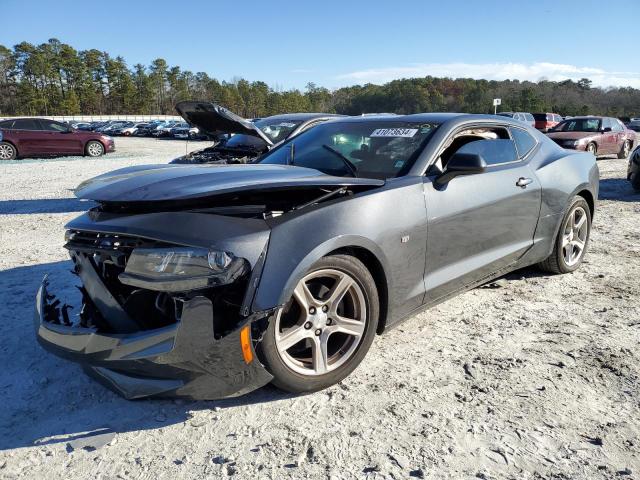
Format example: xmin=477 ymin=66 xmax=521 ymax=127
xmin=252 ymin=235 xmax=392 ymax=334
xmin=576 ymin=188 xmax=595 ymax=219
xmin=327 ymin=246 xmax=390 ymax=334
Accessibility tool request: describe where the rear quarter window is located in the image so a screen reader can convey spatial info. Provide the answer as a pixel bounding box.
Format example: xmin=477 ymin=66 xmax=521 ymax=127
xmin=510 ymin=128 xmax=537 ymax=158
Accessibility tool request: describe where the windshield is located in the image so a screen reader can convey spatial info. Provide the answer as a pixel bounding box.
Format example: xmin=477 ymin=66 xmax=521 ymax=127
xmin=259 ymin=121 xmax=440 ymax=179
xmin=224 ymin=117 xmax=304 ymax=149
xmin=552 ymin=118 xmax=601 ymax=132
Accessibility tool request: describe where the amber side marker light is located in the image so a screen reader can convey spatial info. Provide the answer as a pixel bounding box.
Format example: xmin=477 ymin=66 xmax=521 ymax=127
xmin=240 ymin=325 xmax=253 ymax=364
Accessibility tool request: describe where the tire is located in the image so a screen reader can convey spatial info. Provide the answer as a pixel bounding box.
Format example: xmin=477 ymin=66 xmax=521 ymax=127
xmin=538 ymin=196 xmax=591 ymax=274
xmin=0 ymin=142 xmax=17 ymax=160
xmin=85 ymin=140 xmax=104 ymax=157
xmin=618 ymin=140 xmax=631 ymax=159
xmin=258 ymin=254 xmax=379 ymax=393
xmin=586 ymin=142 xmax=597 ymax=156
xmin=631 ymin=173 xmax=640 ymax=192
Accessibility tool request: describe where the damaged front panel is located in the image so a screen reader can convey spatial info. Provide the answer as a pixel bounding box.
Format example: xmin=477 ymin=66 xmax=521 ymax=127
xmin=35 ymin=162 xmax=384 ymax=399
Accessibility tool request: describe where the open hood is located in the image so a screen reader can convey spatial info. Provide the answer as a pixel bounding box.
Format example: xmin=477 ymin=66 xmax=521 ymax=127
xmin=175 ymin=101 xmax=274 ymax=146
xmin=75 ymin=164 xmax=384 ymax=204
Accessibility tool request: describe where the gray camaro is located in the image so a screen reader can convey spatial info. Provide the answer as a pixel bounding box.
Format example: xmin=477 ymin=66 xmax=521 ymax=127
xmin=35 ymin=113 xmax=599 ymax=400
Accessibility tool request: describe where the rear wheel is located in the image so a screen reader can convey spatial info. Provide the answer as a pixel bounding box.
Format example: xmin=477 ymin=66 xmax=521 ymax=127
xmin=258 ymin=254 xmax=379 ymax=393
xmin=85 ymin=140 xmax=104 ymax=157
xmin=618 ymin=140 xmax=631 ymax=159
xmin=0 ymin=142 xmax=17 ymax=160
xmin=538 ymin=196 xmax=591 ymax=274
xmin=586 ymin=142 xmax=597 ymax=156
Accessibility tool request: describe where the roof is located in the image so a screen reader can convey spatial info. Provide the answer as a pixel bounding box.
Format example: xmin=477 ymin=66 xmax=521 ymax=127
xmin=260 ymin=113 xmax=345 ymax=122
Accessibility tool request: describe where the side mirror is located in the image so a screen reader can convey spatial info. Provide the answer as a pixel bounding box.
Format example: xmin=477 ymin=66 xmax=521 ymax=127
xmin=601 ymin=127 xmax=612 ymax=133
xmin=434 ymin=152 xmax=487 ymax=187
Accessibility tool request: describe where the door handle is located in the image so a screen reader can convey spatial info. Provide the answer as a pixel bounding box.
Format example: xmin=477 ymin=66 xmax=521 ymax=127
xmin=516 ymin=177 xmax=533 ymax=188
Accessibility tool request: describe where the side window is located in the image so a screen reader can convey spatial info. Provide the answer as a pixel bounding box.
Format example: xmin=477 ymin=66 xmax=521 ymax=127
xmin=602 ymin=118 xmax=612 ymax=130
xmin=611 ymin=119 xmax=623 ymax=132
xmin=510 ymin=128 xmax=537 ymax=158
xmin=39 ymin=120 xmax=69 ymax=132
xmin=455 ymin=138 xmax=518 ymax=166
xmin=12 ymin=119 xmax=41 ymax=130
xmin=0 ymin=120 xmax=15 ymax=129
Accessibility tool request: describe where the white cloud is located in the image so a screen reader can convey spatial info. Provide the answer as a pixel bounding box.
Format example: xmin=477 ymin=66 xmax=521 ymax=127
xmin=336 ymin=62 xmax=640 ymax=88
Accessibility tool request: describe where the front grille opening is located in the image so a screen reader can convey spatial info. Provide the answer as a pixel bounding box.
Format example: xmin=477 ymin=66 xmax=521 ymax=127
xmin=66 ymin=230 xmax=249 ymax=335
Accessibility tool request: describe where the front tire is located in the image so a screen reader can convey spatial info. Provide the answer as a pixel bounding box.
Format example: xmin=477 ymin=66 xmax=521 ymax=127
xmin=258 ymin=254 xmax=379 ymax=393
xmin=538 ymin=196 xmax=591 ymax=274
xmin=85 ymin=140 xmax=104 ymax=157
xmin=618 ymin=140 xmax=631 ymax=159
xmin=0 ymin=142 xmax=17 ymax=160
xmin=586 ymin=142 xmax=597 ymax=156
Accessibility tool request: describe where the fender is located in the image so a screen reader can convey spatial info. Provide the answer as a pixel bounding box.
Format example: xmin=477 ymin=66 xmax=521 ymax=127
xmin=250 ymin=178 xmax=429 ymax=322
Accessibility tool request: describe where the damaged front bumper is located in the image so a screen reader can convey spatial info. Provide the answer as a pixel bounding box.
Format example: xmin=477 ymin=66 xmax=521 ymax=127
xmin=34 ymin=277 xmax=273 ymax=400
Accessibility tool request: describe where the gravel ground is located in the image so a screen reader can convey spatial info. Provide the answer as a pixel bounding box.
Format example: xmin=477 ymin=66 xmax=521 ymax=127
xmin=0 ymin=137 xmax=638 ymax=480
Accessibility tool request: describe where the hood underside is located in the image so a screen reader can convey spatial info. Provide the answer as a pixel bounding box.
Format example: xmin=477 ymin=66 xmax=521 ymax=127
xmin=175 ymin=101 xmax=273 ymax=146
xmin=75 ymin=164 xmax=384 ymax=204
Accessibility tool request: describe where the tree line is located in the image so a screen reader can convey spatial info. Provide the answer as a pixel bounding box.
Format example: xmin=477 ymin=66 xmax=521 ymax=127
xmin=1 ymin=39 xmax=639 ymax=119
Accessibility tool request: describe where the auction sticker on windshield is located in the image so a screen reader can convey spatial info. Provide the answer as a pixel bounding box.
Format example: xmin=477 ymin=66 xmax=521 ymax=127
xmin=370 ymin=128 xmax=418 ymax=137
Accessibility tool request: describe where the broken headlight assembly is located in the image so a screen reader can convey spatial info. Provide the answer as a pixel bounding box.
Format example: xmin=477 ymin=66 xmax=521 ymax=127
xmin=118 ymin=247 xmax=248 ymax=292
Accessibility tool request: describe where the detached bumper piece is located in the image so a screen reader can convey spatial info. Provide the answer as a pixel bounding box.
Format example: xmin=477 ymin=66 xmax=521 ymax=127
xmin=35 ymin=277 xmax=273 ymax=400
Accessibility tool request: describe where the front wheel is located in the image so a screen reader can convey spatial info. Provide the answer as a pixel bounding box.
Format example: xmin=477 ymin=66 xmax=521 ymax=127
xmin=85 ymin=140 xmax=104 ymax=157
xmin=586 ymin=142 xmax=597 ymax=156
xmin=618 ymin=140 xmax=631 ymax=159
xmin=0 ymin=142 xmax=17 ymax=160
xmin=538 ymin=196 xmax=591 ymax=274
xmin=258 ymin=254 xmax=379 ymax=393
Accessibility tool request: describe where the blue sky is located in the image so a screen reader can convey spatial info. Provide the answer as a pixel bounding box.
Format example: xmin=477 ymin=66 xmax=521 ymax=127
xmin=2 ymin=0 xmax=639 ymax=88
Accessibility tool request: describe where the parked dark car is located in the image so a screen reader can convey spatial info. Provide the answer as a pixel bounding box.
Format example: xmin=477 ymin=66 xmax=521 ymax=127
xmin=34 ymin=113 xmax=598 ymax=400
xmin=497 ymin=112 xmax=535 ymax=128
xmin=546 ymin=116 xmax=636 ymax=158
xmin=533 ymin=113 xmax=562 ymax=132
xmin=0 ymin=118 xmax=115 ymax=160
xmin=171 ymin=102 xmax=343 ymax=164
xmin=627 ymin=120 xmax=640 ymax=132
xmin=628 ymin=144 xmax=640 ymax=191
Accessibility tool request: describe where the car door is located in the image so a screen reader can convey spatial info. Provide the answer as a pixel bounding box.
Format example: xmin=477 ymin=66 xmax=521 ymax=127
xmin=422 ymin=127 xmax=541 ymax=303
xmin=610 ymin=118 xmax=625 ymax=153
xmin=9 ymin=118 xmax=44 ymax=155
xmin=37 ymin=119 xmax=82 ymax=154
xmin=599 ymin=118 xmax=617 ymax=154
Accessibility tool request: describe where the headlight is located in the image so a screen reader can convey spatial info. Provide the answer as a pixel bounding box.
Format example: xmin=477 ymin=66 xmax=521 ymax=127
xmin=118 ymin=247 xmax=248 ymax=291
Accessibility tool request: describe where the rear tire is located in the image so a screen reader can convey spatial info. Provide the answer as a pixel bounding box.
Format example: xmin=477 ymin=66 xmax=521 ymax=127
xmin=586 ymin=143 xmax=597 ymax=156
xmin=538 ymin=196 xmax=591 ymax=274
xmin=85 ymin=140 xmax=104 ymax=157
xmin=258 ymin=254 xmax=379 ymax=393
xmin=618 ymin=140 xmax=631 ymax=159
xmin=0 ymin=142 xmax=17 ymax=160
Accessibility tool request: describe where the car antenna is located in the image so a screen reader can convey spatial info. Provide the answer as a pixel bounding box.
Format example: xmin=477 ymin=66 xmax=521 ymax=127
xmin=288 ymin=142 xmax=295 ymax=166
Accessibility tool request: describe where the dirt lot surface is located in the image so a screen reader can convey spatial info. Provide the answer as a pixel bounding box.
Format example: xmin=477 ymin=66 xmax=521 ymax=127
xmin=0 ymin=137 xmax=638 ymax=479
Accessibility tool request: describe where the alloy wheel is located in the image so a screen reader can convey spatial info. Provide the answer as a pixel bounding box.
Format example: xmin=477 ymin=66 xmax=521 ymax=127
xmin=622 ymin=141 xmax=631 ymax=158
xmin=587 ymin=143 xmax=596 ymax=155
xmin=0 ymin=143 xmax=15 ymax=160
xmin=275 ymin=268 xmax=367 ymax=376
xmin=87 ymin=142 xmax=104 ymax=156
xmin=562 ymin=206 xmax=588 ymax=267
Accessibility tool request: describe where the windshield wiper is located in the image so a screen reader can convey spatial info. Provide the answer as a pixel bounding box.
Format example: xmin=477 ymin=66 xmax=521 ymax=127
xmin=321 ymin=144 xmax=358 ymax=177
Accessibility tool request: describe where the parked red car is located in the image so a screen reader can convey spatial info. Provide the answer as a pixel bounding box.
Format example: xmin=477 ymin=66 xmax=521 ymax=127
xmin=533 ymin=113 xmax=562 ymax=132
xmin=0 ymin=118 xmax=115 ymax=160
xmin=546 ymin=116 xmax=636 ymax=158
